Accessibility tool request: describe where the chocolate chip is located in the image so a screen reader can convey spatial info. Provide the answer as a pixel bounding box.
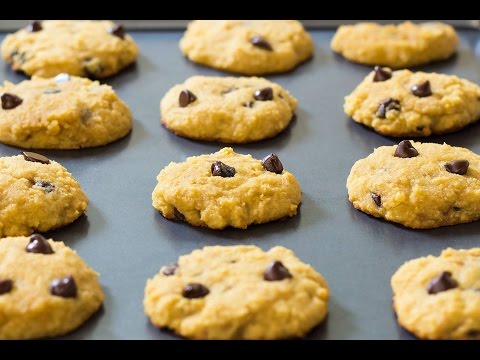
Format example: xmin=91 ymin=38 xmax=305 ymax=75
xmin=1 ymin=93 xmax=23 ymax=110
xmin=467 ymin=330 xmax=480 ymax=338
xmin=373 ymin=66 xmax=392 ymax=82
xmin=44 ymin=88 xmax=61 ymax=94
xmin=416 ymin=126 xmax=425 ymax=132
xmin=223 ymin=87 xmax=237 ymax=95
xmin=162 ymin=263 xmax=178 ymax=276
xmin=26 ymin=234 xmax=54 ymax=254
xmin=261 ymin=153 xmax=284 ymax=174
xmin=50 ymin=276 xmax=77 ymax=298
xmin=244 ymin=101 xmax=254 ymax=108
xmin=109 ymin=23 xmax=125 ymax=39
xmin=0 ymin=279 xmax=13 ymax=295
xmin=182 ymin=283 xmax=209 ymax=299
xmin=445 ymin=160 xmax=469 ymax=175
xmin=173 ymin=207 xmax=185 ymax=221
xmin=211 ymin=161 xmax=236 ymax=177
xmin=179 ymin=89 xmax=197 ymax=107
xmin=22 ymin=151 xmax=50 ymax=164
xmin=376 ymin=98 xmax=400 ymax=118
xmin=453 ymin=206 xmax=461 ymax=211
xmin=394 ymin=140 xmax=419 ymax=158
xmin=250 ymin=35 xmax=273 ymax=51
xmin=34 ymin=180 xmax=55 ymax=193
xmin=264 ymin=261 xmax=292 ymax=281
xmin=54 ymin=73 xmax=70 ymax=83
xmin=371 ymin=193 xmax=382 ymax=207
xmin=254 ymin=87 xmax=273 ymax=101
xmin=411 ymin=80 xmax=432 ymax=97
xmin=26 ymin=21 xmax=42 ymax=32
xmin=427 ymin=272 xmax=458 ymax=294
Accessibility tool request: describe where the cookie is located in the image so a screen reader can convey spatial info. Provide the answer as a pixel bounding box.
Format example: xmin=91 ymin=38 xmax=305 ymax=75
xmin=152 ymin=148 xmax=301 ymax=229
xmin=0 ymin=153 xmax=88 ymax=237
xmin=144 ymin=245 xmax=329 ymax=339
xmin=331 ymin=22 xmax=458 ymax=68
xmin=180 ymin=20 xmax=313 ymax=75
xmin=161 ymin=76 xmax=297 ymax=143
xmin=0 ymin=235 xmax=104 ymax=339
xmin=0 ymin=74 xmax=132 ymax=149
xmin=344 ymin=68 xmax=480 ymax=137
xmin=347 ymin=141 xmax=480 ymax=229
xmin=391 ymin=248 xmax=480 ymax=340
xmin=1 ymin=20 xmax=138 ymax=78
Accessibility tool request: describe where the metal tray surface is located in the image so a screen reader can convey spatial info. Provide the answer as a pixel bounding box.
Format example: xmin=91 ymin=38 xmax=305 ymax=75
xmin=0 ymin=29 xmax=479 ymax=340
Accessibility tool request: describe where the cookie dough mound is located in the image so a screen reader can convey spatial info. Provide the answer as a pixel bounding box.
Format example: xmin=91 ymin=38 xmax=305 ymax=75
xmin=0 ymin=154 xmax=88 ymax=237
xmin=0 ymin=235 xmax=104 ymax=339
xmin=1 ymin=20 xmax=138 ymax=78
xmin=180 ymin=20 xmax=313 ymax=75
xmin=344 ymin=69 xmax=480 ymax=137
xmin=347 ymin=141 xmax=480 ymax=229
xmin=331 ymin=22 xmax=458 ymax=68
xmin=0 ymin=75 xmax=132 ymax=149
xmin=144 ymin=245 xmax=329 ymax=339
xmin=392 ymin=248 xmax=480 ymax=340
xmin=152 ymin=148 xmax=301 ymax=229
xmin=161 ymin=76 xmax=297 ymax=143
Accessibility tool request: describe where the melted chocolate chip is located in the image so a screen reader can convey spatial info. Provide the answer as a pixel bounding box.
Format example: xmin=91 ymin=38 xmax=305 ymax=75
xmin=179 ymin=89 xmax=197 ymax=107
xmin=34 ymin=180 xmax=55 ymax=193
xmin=54 ymin=73 xmax=70 ymax=83
xmin=427 ymin=272 xmax=458 ymax=295
xmin=182 ymin=283 xmax=209 ymax=299
xmin=377 ymin=98 xmax=400 ymax=118
xmin=371 ymin=193 xmax=382 ymax=207
xmin=109 ymin=23 xmax=125 ymax=39
xmin=211 ymin=161 xmax=236 ymax=177
xmin=1 ymin=93 xmax=23 ymax=110
xmin=0 ymin=279 xmax=13 ymax=295
xmin=373 ymin=66 xmax=392 ymax=82
xmin=445 ymin=160 xmax=469 ymax=175
xmin=254 ymin=87 xmax=273 ymax=101
xmin=26 ymin=234 xmax=54 ymax=254
xmin=244 ymin=101 xmax=254 ymax=108
xmin=264 ymin=261 xmax=292 ymax=281
xmin=173 ymin=207 xmax=186 ymax=221
xmin=44 ymin=88 xmax=61 ymax=94
xmin=22 ymin=151 xmax=50 ymax=164
xmin=411 ymin=80 xmax=432 ymax=97
xmin=261 ymin=153 xmax=283 ymax=174
xmin=250 ymin=35 xmax=273 ymax=51
xmin=162 ymin=263 xmax=178 ymax=276
xmin=394 ymin=140 xmax=419 ymax=158
xmin=26 ymin=21 xmax=42 ymax=32
xmin=50 ymin=276 xmax=77 ymax=298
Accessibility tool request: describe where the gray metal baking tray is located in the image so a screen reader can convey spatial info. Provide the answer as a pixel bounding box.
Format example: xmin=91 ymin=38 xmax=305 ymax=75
xmin=0 ymin=26 xmax=479 ymax=340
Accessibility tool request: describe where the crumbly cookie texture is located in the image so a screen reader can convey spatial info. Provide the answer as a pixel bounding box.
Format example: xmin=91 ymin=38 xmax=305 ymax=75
xmin=0 ymin=154 xmax=88 ymax=237
xmin=144 ymin=245 xmax=329 ymax=340
xmin=0 ymin=75 xmax=132 ymax=149
xmin=152 ymin=148 xmax=301 ymax=229
xmin=180 ymin=20 xmax=313 ymax=75
xmin=1 ymin=20 xmax=138 ymax=78
xmin=344 ymin=69 xmax=480 ymax=137
xmin=347 ymin=141 xmax=480 ymax=229
xmin=161 ymin=76 xmax=297 ymax=143
xmin=392 ymin=248 xmax=480 ymax=340
xmin=0 ymin=236 xmax=104 ymax=339
xmin=331 ymin=21 xmax=458 ymax=68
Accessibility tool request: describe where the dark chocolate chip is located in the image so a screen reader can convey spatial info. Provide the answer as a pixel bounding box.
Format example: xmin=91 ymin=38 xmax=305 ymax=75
xmin=244 ymin=101 xmax=254 ymax=108
xmin=254 ymin=87 xmax=273 ymax=101
xmin=261 ymin=153 xmax=284 ymax=174
xmin=264 ymin=261 xmax=292 ymax=281
xmin=250 ymin=35 xmax=273 ymax=51
xmin=26 ymin=21 xmax=42 ymax=32
xmin=427 ymin=271 xmax=458 ymax=295
xmin=377 ymin=98 xmax=400 ymax=118
xmin=179 ymin=89 xmax=197 ymax=107
xmin=182 ymin=283 xmax=209 ymax=299
xmin=109 ymin=23 xmax=125 ymax=39
xmin=0 ymin=279 xmax=13 ymax=295
xmin=50 ymin=275 xmax=77 ymax=298
xmin=223 ymin=87 xmax=237 ymax=95
xmin=411 ymin=80 xmax=432 ymax=97
xmin=54 ymin=73 xmax=70 ymax=83
xmin=162 ymin=263 xmax=178 ymax=276
xmin=26 ymin=234 xmax=54 ymax=254
xmin=44 ymin=88 xmax=61 ymax=94
xmin=394 ymin=140 xmax=419 ymax=158
xmin=371 ymin=193 xmax=382 ymax=207
xmin=34 ymin=180 xmax=55 ymax=193
xmin=373 ymin=66 xmax=392 ymax=82
xmin=22 ymin=151 xmax=50 ymax=164
xmin=173 ymin=207 xmax=186 ymax=221
xmin=211 ymin=161 xmax=236 ymax=178
xmin=445 ymin=160 xmax=469 ymax=175
xmin=1 ymin=93 xmax=23 ymax=110
xmin=453 ymin=206 xmax=461 ymax=211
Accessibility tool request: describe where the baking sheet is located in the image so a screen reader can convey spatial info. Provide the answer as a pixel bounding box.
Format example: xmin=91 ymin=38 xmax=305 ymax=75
xmin=0 ymin=28 xmax=479 ymax=340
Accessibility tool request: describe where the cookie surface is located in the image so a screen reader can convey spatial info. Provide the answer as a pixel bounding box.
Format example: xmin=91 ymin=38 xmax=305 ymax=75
xmin=331 ymin=22 xmax=458 ymax=68
xmin=0 ymin=154 xmax=88 ymax=237
xmin=347 ymin=141 xmax=480 ymax=229
xmin=0 ymin=235 xmax=104 ymax=339
xmin=180 ymin=20 xmax=313 ymax=75
xmin=344 ymin=69 xmax=480 ymax=137
xmin=144 ymin=245 xmax=329 ymax=339
xmin=392 ymin=248 xmax=480 ymax=340
xmin=152 ymin=148 xmax=301 ymax=229
xmin=161 ymin=76 xmax=297 ymax=143
xmin=1 ymin=20 xmax=138 ymax=78
xmin=0 ymin=75 xmax=132 ymax=149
